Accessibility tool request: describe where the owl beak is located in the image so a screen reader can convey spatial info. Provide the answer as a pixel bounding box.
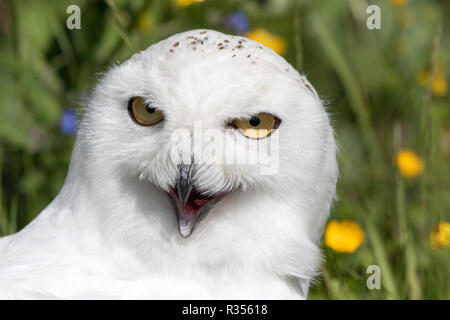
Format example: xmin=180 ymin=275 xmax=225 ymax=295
xmin=176 ymin=163 xmax=195 ymax=238
xmin=177 ymin=164 xmax=194 ymax=206
xmin=172 ymin=163 xmax=197 ymax=238
xmin=167 ymin=163 xmax=227 ymax=238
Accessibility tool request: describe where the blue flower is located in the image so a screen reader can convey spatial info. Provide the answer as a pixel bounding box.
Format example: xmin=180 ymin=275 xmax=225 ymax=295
xmin=224 ymin=11 xmax=249 ymax=35
xmin=59 ymin=109 xmax=77 ymax=135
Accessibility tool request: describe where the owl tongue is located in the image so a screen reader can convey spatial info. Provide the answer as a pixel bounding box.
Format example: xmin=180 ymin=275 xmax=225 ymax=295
xmin=171 ymin=187 xmax=215 ymax=217
xmin=193 ymin=198 xmax=211 ymax=207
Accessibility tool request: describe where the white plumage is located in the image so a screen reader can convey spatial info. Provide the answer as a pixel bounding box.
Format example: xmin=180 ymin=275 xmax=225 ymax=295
xmin=0 ymin=29 xmax=338 ymax=299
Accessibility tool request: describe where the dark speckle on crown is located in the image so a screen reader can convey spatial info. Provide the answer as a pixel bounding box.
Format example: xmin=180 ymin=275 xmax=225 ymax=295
xmin=160 ymin=30 xmax=301 ymax=70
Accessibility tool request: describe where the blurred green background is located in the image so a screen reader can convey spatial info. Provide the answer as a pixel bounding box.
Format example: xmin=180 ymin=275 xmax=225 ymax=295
xmin=0 ymin=0 xmax=449 ymax=299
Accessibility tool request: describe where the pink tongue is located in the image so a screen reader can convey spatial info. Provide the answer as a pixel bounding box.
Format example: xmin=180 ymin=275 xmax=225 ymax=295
xmin=179 ymin=199 xmax=211 ymax=217
xmin=193 ymin=199 xmax=210 ymax=207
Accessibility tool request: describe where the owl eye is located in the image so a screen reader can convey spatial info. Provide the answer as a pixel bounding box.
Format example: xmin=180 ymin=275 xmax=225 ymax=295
xmin=128 ymin=97 xmax=164 ymax=126
xmin=232 ymin=113 xmax=281 ymax=139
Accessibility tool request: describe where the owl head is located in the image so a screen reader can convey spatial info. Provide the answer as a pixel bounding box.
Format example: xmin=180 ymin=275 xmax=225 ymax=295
xmin=74 ymin=30 xmax=337 ymax=279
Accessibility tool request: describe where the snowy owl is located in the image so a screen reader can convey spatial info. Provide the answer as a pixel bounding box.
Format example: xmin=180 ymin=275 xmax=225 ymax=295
xmin=0 ymin=29 xmax=337 ymax=299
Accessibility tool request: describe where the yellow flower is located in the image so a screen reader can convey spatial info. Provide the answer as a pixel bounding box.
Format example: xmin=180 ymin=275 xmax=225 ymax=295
xmin=325 ymin=220 xmax=364 ymax=253
xmin=246 ymin=28 xmax=287 ymax=56
xmin=175 ymin=0 xmax=204 ymax=7
xmin=390 ymin=0 xmax=409 ymax=6
xmin=417 ymin=69 xmax=448 ymax=97
xmin=137 ymin=13 xmax=153 ymax=34
xmin=396 ymin=149 xmax=424 ymax=178
xmin=430 ymin=222 xmax=450 ymax=249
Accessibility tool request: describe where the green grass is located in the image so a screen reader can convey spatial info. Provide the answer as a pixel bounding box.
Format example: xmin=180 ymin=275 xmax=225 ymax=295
xmin=0 ymin=0 xmax=449 ymax=299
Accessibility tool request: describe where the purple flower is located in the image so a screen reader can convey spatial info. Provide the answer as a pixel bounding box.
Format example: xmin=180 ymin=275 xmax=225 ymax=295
xmin=59 ymin=109 xmax=77 ymax=135
xmin=224 ymin=11 xmax=249 ymax=35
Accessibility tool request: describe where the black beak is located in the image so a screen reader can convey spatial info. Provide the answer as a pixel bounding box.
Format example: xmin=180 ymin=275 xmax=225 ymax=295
xmin=177 ymin=163 xmax=193 ymax=206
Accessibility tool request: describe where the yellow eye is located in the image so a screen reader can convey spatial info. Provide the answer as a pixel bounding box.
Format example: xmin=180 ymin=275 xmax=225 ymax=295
xmin=128 ymin=97 xmax=164 ymax=126
xmin=233 ymin=113 xmax=280 ymax=139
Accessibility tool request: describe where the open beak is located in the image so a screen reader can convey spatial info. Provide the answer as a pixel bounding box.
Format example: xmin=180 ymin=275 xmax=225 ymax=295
xmin=167 ymin=164 xmax=226 ymax=238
